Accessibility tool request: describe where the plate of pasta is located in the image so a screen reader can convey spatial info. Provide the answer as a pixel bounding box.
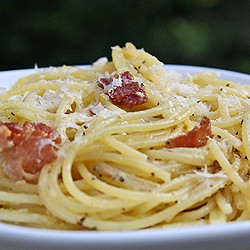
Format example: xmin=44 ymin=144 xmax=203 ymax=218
xmin=0 ymin=43 xmax=250 ymax=250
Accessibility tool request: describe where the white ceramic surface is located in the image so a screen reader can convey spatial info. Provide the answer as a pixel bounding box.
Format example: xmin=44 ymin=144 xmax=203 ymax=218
xmin=0 ymin=66 xmax=249 ymax=250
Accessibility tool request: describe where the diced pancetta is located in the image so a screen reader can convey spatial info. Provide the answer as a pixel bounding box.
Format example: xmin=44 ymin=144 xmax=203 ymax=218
xmin=0 ymin=121 xmax=61 ymax=183
xmin=97 ymin=71 xmax=148 ymax=108
xmin=166 ymin=116 xmax=213 ymax=148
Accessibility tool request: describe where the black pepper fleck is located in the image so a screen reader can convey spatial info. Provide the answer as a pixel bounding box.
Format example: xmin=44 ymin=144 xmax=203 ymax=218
xmin=119 ymin=176 xmax=125 ymax=182
xmin=77 ymin=217 xmax=86 ymax=225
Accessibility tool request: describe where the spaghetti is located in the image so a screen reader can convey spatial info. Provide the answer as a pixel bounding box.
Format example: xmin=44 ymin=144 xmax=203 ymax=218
xmin=0 ymin=43 xmax=250 ymax=230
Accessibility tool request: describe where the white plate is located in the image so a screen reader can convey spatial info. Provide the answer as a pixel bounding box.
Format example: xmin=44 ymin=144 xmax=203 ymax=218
xmin=0 ymin=66 xmax=249 ymax=250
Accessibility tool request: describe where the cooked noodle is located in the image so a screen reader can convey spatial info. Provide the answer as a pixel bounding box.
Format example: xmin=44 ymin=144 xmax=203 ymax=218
xmin=0 ymin=43 xmax=250 ymax=230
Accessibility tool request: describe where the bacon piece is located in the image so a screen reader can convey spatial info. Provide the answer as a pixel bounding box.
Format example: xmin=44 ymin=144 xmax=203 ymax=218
xmin=0 ymin=121 xmax=61 ymax=183
xmin=166 ymin=116 xmax=214 ymax=148
xmin=97 ymin=71 xmax=148 ymax=108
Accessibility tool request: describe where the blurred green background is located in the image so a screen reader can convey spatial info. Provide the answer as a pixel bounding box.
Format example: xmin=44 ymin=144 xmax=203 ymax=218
xmin=0 ymin=0 xmax=249 ymax=73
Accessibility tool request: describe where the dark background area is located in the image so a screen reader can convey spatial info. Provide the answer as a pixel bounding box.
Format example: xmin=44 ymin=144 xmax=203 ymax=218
xmin=0 ymin=0 xmax=249 ymax=73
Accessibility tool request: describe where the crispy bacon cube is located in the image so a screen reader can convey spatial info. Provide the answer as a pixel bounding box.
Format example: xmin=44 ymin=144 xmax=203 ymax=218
xmin=97 ymin=71 xmax=148 ymax=108
xmin=0 ymin=121 xmax=61 ymax=183
xmin=166 ymin=116 xmax=213 ymax=148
